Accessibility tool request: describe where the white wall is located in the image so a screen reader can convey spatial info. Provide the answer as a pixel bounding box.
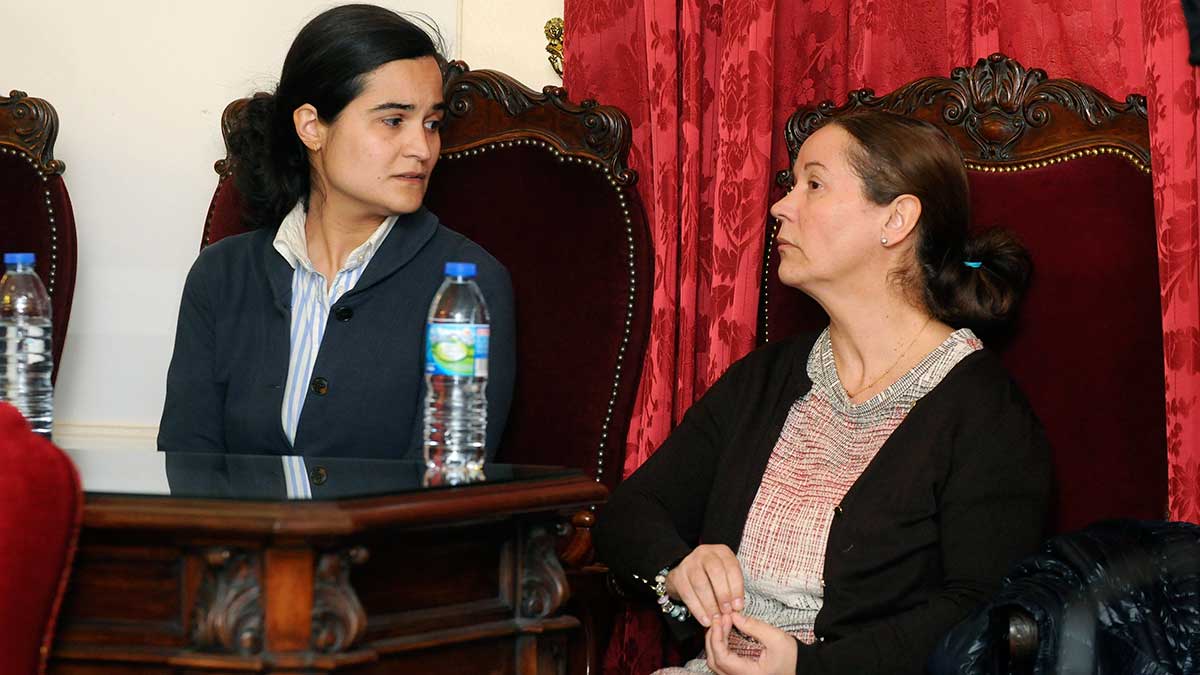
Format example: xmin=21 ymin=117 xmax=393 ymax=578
xmin=0 ymin=0 xmax=561 ymax=450
xmin=459 ymin=0 xmax=565 ymax=91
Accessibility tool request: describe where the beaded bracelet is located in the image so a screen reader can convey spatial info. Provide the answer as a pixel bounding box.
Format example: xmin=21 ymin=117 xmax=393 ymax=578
xmin=653 ymin=567 xmax=690 ymax=622
xmin=631 ymin=566 xmax=691 ymax=622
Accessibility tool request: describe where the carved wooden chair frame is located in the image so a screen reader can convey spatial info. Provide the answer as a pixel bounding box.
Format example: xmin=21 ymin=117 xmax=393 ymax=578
xmin=760 ymin=54 xmax=1153 ymax=672
xmin=201 ymin=94 xmax=251 ymax=248
xmin=0 ymin=90 xmax=76 ymax=379
xmin=0 ymin=90 xmax=69 ymax=293
xmin=435 ymin=62 xmax=647 ymax=499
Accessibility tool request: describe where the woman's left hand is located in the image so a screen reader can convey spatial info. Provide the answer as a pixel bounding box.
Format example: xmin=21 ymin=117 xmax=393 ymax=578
xmin=705 ymin=612 xmax=798 ymax=675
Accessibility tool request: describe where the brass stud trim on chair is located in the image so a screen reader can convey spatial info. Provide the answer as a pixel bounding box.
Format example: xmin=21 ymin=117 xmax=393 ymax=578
xmin=0 ymin=144 xmax=60 ymax=297
xmin=202 ymin=178 xmax=228 ymax=248
xmin=759 ymin=217 xmax=783 ymax=343
xmin=439 ymin=140 xmax=641 ymax=486
xmin=962 ymin=145 xmax=1150 ymax=176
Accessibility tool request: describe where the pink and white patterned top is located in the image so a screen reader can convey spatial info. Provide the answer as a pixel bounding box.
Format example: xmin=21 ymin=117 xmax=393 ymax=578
xmin=662 ymin=327 xmax=982 ymax=674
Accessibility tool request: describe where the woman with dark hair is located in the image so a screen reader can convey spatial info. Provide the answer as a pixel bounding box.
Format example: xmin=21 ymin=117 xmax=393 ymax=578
xmin=158 ymin=4 xmax=514 ymax=460
xmin=594 ymin=111 xmax=1052 ymax=674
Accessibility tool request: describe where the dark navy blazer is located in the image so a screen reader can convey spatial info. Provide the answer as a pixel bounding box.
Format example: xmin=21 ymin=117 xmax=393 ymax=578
xmin=158 ymin=207 xmax=514 ymax=460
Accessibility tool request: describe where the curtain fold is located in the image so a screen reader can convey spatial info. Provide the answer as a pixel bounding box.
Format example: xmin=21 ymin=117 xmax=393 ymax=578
xmin=565 ymin=1 xmax=1199 ymax=671
xmin=1142 ymin=1 xmax=1200 ymax=523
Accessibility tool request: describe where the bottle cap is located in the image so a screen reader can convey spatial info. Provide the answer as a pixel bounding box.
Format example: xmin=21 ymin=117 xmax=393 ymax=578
xmin=444 ymin=262 xmax=477 ymax=278
xmin=3 ymin=253 xmax=35 ymax=265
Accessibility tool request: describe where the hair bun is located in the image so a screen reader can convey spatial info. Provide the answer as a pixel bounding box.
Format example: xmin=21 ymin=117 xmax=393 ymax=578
xmin=228 ymin=93 xmax=275 ymax=164
xmin=225 ymin=90 xmax=307 ymax=231
xmin=930 ymin=228 xmax=1032 ymax=331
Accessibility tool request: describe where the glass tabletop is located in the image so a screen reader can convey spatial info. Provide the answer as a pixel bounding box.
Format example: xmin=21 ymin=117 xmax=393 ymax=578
xmin=65 ymin=447 xmax=578 ymax=502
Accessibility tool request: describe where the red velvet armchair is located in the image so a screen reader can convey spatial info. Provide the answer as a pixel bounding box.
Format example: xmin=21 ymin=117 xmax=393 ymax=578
xmin=0 ymin=402 xmax=82 ymax=674
xmin=761 ymin=54 xmax=1166 ymax=535
xmin=761 ymin=54 xmax=1167 ymax=671
xmin=0 ymin=91 xmax=79 ymax=382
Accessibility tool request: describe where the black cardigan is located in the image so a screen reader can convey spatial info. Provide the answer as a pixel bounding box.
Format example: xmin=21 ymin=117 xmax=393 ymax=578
xmin=593 ymin=331 xmax=1052 ymax=674
xmin=158 ymin=207 xmax=515 ymax=459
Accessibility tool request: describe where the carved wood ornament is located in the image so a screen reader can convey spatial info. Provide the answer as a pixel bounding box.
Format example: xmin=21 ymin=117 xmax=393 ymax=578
xmin=0 ymin=90 xmax=65 ymax=174
xmin=520 ymin=526 xmax=570 ymax=619
xmin=311 ymin=546 xmax=369 ymax=653
xmin=441 ymin=61 xmax=636 ymax=186
xmin=779 ymin=53 xmax=1150 ymax=190
xmin=191 ymin=548 xmax=264 ymax=655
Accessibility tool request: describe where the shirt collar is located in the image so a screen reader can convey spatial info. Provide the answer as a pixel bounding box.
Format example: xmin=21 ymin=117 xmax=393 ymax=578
xmin=807 ymin=326 xmax=982 ymax=414
xmin=271 ymin=201 xmax=397 ymax=274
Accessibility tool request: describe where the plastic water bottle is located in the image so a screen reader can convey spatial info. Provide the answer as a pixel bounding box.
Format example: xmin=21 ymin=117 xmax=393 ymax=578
xmin=0 ymin=253 xmax=54 ymax=438
xmin=423 ymin=262 xmax=490 ymax=473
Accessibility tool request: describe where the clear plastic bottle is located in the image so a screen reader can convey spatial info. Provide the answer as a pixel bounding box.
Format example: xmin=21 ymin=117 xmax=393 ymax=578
xmin=0 ymin=252 xmax=54 ymax=438
xmin=423 ymin=262 xmax=490 ymax=473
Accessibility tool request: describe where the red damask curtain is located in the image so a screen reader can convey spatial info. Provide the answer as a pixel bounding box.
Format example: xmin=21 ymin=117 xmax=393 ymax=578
xmin=565 ymin=1 xmax=1200 ymax=671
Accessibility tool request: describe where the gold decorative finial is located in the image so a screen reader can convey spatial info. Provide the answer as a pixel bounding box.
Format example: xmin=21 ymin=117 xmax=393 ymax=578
xmin=545 ymin=17 xmax=564 ymax=78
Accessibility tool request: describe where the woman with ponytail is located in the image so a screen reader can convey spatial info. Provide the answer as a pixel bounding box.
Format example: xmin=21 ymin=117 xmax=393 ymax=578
xmin=595 ymin=111 xmax=1052 ymax=674
xmin=158 ymin=5 xmax=514 ymax=459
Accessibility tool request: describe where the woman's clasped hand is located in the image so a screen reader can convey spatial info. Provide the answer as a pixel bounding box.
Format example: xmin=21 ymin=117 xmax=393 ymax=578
xmin=666 ymin=544 xmax=745 ymax=626
xmin=706 ymin=613 xmax=798 ymax=675
xmin=668 ymin=545 xmax=797 ymax=674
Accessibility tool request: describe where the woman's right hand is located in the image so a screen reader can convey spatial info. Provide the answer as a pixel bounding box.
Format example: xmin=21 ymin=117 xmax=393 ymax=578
xmin=665 ymin=544 xmax=745 ymax=627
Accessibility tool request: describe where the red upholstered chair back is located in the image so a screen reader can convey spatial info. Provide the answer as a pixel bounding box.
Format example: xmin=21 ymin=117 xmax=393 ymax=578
xmin=0 ymin=402 xmax=82 ymax=673
xmin=760 ymin=54 xmax=1166 ymax=534
xmin=0 ymin=91 xmax=79 ymax=383
xmin=202 ymin=64 xmax=653 ymax=492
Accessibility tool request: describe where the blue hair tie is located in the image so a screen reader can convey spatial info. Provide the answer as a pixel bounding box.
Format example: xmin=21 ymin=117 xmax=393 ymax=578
xmin=963 ymin=260 xmax=983 ymax=269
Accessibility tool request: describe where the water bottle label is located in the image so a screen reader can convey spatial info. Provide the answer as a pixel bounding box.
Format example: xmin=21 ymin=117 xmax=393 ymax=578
xmin=426 ymin=324 xmax=489 ymax=377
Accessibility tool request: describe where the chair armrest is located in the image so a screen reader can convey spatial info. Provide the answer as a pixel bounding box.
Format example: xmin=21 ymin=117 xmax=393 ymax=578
xmin=558 ymin=508 xmax=597 ymax=569
xmin=1006 ymin=607 xmax=1038 ymax=675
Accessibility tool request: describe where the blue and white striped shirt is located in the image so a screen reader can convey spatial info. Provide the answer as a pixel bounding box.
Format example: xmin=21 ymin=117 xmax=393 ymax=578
xmin=273 ymin=202 xmax=397 ymax=447
xmin=281 ymin=455 xmax=312 ymax=499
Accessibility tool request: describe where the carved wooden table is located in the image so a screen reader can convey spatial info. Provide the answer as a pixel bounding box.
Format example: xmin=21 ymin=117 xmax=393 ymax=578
xmin=50 ymin=451 xmax=607 ymax=674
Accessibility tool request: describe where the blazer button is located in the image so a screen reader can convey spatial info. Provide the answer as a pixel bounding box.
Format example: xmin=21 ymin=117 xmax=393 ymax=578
xmin=309 ymin=466 xmax=328 ymax=485
xmin=334 ymin=306 xmax=353 ymax=322
xmin=310 ymin=376 xmax=329 ymax=395
xmin=833 ymin=505 xmax=844 ymax=517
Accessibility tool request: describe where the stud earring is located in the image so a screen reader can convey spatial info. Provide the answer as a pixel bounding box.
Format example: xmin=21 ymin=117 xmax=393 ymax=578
xmin=880 ymin=236 xmax=889 ymax=245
